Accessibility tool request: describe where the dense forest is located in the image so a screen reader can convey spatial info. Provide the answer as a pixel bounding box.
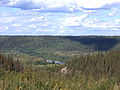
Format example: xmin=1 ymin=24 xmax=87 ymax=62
xmin=0 ymin=50 xmax=120 ymax=90
xmin=0 ymin=36 xmax=120 ymax=90
xmin=0 ymin=36 xmax=120 ymax=62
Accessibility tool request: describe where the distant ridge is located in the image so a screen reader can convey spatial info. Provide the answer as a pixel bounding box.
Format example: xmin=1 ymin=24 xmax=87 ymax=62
xmin=0 ymin=36 xmax=120 ymax=61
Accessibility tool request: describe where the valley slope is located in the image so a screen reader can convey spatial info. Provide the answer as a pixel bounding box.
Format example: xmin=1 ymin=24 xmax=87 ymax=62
xmin=0 ymin=36 xmax=120 ymax=62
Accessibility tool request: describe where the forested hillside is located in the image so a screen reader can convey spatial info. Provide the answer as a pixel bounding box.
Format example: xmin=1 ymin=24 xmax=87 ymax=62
xmin=0 ymin=36 xmax=120 ymax=89
xmin=67 ymin=51 xmax=120 ymax=81
xmin=0 ymin=36 xmax=120 ymax=62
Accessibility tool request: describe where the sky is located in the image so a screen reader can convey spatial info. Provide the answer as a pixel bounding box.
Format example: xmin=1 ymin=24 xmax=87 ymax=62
xmin=0 ymin=0 xmax=120 ymax=36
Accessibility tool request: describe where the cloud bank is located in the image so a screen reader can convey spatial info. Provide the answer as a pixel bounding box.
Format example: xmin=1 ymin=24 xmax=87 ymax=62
xmin=0 ymin=0 xmax=120 ymax=12
xmin=0 ymin=8 xmax=120 ymax=35
xmin=0 ymin=0 xmax=120 ymax=35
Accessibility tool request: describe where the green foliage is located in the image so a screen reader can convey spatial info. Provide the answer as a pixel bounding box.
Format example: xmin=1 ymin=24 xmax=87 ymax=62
xmin=0 ymin=51 xmax=120 ymax=90
xmin=0 ymin=36 xmax=120 ymax=89
xmin=0 ymin=36 xmax=120 ymax=62
xmin=0 ymin=65 xmax=119 ymax=90
xmin=67 ymin=51 xmax=120 ymax=83
xmin=0 ymin=54 xmax=23 ymax=72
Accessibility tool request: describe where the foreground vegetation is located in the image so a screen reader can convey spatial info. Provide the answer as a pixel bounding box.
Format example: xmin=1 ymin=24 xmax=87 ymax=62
xmin=0 ymin=50 xmax=120 ymax=90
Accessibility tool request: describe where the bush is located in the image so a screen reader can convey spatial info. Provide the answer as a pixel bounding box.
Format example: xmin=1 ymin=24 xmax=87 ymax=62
xmin=0 ymin=54 xmax=23 ymax=72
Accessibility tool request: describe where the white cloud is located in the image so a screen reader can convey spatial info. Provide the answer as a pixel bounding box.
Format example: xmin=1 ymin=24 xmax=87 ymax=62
xmin=0 ymin=26 xmax=8 ymax=31
xmin=108 ymin=8 xmax=118 ymax=16
xmin=41 ymin=22 xmax=50 ymax=27
xmin=112 ymin=28 xmax=120 ymax=31
xmin=16 ymin=29 xmax=23 ymax=32
xmin=63 ymin=14 xmax=88 ymax=26
xmin=12 ymin=23 xmax=22 ymax=27
xmin=0 ymin=0 xmax=120 ymax=12
xmin=35 ymin=29 xmax=54 ymax=33
xmin=0 ymin=17 xmax=18 ymax=23
xmin=59 ymin=30 xmax=66 ymax=33
xmin=62 ymin=9 xmax=120 ymax=31
xmin=115 ymin=19 xmax=120 ymax=23
xmin=28 ymin=24 xmax=37 ymax=28
xmin=29 ymin=16 xmax=46 ymax=22
xmin=0 ymin=2 xmax=120 ymax=35
xmin=82 ymin=18 xmax=120 ymax=30
xmin=76 ymin=0 xmax=120 ymax=8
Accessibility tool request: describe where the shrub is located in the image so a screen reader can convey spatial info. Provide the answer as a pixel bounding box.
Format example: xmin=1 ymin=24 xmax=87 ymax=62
xmin=0 ymin=54 xmax=23 ymax=72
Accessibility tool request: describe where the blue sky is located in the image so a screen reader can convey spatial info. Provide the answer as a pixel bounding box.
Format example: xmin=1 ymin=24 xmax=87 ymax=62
xmin=0 ymin=0 xmax=120 ymax=36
